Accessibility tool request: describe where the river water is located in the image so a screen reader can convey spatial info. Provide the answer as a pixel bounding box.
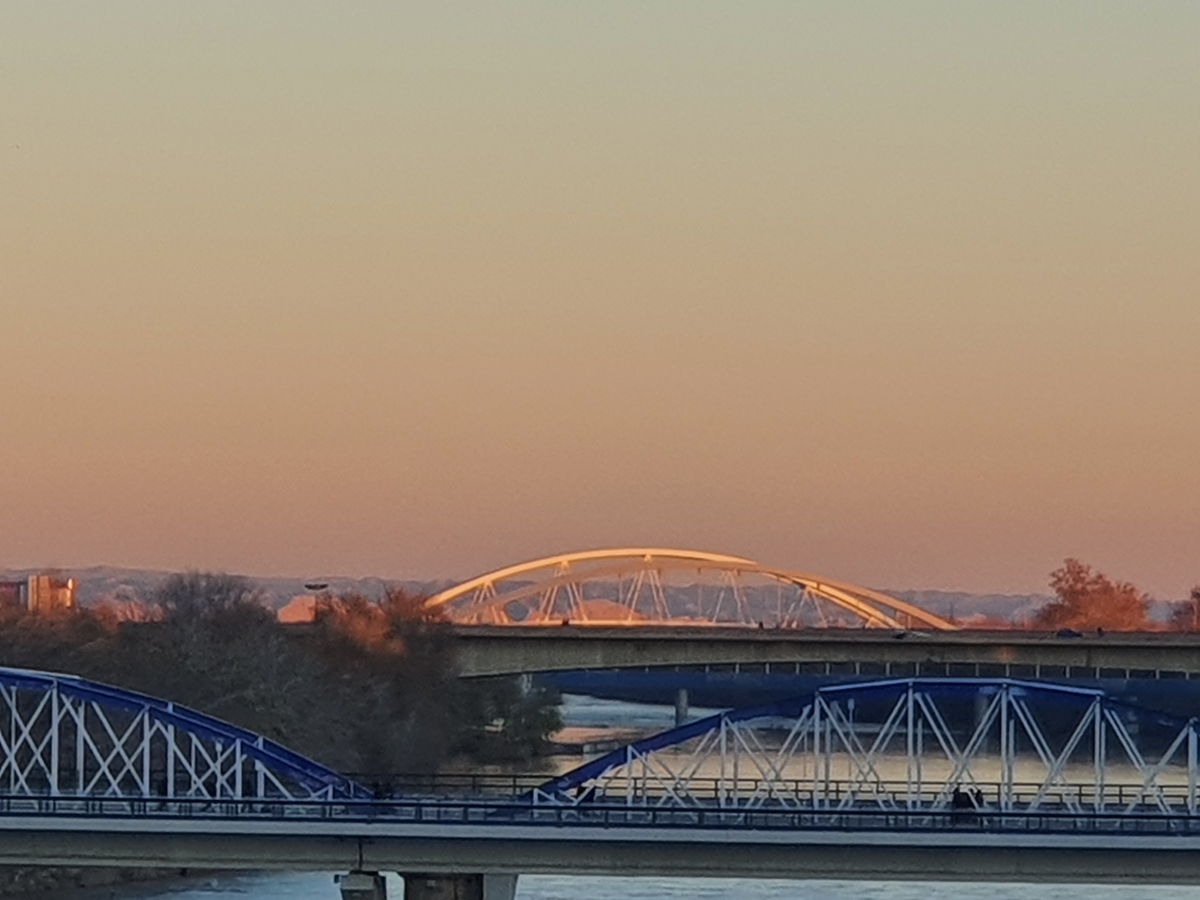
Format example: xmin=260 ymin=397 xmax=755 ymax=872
xmin=56 ymin=697 xmax=1200 ymax=899
xmin=62 ymin=873 xmax=1200 ymax=900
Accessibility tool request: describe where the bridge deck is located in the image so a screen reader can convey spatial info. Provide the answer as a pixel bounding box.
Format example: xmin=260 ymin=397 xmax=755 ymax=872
xmin=452 ymin=626 xmax=1200 ymax=677
xmin=6 ymin=798 xmax=1200 ymax=882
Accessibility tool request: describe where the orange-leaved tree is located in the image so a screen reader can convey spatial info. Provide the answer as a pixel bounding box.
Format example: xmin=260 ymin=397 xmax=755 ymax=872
xmin=1033 ymin=559 xmax=1148 ymax=631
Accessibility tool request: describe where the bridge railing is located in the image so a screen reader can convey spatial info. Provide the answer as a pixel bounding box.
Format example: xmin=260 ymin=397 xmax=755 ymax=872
xmin=348 ymin=773 xmax=1190 ymax=813
xmin=540 ymin=776 xmax=1196 ymax=812
xmin=4 ymin=792 xmax=1200 ymax=837
xmin=347 ymin=772 xmax=552 ymax=798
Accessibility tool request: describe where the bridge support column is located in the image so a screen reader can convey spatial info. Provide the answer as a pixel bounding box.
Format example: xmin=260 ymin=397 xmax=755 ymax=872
xmin=974 ymin=689 xmax=989 ymax=753
xmin=675 ymin=687 xmax=689 ymax=727
xmin=338 ymin=871 xmax=386 ymax=900
xmin=402 ymin=873 xmax=518 ymax=900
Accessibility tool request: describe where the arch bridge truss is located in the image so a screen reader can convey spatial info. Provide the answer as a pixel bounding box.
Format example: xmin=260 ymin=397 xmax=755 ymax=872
xmin=535 ymin=678 xmax=1200 ymax=815
xmin=0 ymin=668 xmax=365 ymax=801
xmin=427 ymin=548 xmax=954 ymax=630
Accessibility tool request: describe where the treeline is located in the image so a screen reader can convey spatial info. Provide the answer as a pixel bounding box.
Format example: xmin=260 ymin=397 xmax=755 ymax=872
xmin=1032 ymin=559 xmax=1200 ymax=632
xmin=0 ymin=572 xmax=560 ymax=774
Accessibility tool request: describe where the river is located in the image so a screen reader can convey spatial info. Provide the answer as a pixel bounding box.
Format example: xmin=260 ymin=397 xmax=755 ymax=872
xmin=58 ymin=873 xmax=1200 ymax=899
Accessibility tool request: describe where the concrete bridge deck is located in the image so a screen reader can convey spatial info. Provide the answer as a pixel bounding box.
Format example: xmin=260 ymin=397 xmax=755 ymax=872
xmin=452 ymin=626 xmax=1200 ymax=678
xmin=8 ymin=802 xmax=1200 ymax=883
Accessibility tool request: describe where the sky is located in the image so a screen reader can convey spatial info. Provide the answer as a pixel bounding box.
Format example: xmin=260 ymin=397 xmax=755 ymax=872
xmin=2 ymin=3 xmax=1198 ymax=597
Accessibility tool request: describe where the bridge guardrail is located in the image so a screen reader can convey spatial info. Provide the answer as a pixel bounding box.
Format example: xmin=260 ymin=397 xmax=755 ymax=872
xmin=4 ymin=792 xmax=1200 ymax=837
xmin=350 ymin=774 xmax=1196 ymax=812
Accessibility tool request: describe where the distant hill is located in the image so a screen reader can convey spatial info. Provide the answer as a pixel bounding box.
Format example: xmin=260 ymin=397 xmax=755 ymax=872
xmin=0 ymin=566 xmax=1178 ymax=624
xmin=0 ymin=566 xmax=447 ymax=611
xmin=886 ymin=589 xmax=1053 ymax=626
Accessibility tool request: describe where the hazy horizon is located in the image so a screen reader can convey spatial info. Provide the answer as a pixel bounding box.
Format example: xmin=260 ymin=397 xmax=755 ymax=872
xmin=3 ymin=3 xmax=1197 ymax=598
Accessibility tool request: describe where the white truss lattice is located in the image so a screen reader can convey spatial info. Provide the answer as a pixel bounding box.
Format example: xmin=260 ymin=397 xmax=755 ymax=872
xmin=537 ymin=679 xmax=1200 ymax=815
xmin=426 ymin=548 xmax=956 ymax=629
xmin=0 ymin=669 xmax=363 ymax=800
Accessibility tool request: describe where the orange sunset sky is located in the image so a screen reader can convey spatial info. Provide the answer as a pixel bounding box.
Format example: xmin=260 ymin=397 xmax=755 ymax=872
xmin=2 ymin=3 xmax=1198 ymax=597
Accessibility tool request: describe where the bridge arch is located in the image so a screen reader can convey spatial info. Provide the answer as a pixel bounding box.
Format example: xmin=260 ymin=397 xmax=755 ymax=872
xmin=535 ymin=678 xmax=1200 ymax=815
xmin=427 ymin=548 xmax=955 ymax=630
xmin=0 ymin=667 xmax=366 ymax=800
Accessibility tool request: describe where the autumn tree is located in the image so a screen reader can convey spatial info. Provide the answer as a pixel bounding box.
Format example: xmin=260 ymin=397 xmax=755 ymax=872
xmin=308 ymin=588 xmax=561 ymax=769
xmin=0 ymin=574 xmax=562 ymax=774
xmin=1033 ymin=559 xmax=1148 ymax=631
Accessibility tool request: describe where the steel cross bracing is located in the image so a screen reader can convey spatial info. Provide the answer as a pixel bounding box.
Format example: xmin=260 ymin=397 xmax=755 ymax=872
xmin=425 ymin=548 xmax=957 ymax=630
xmin=0 ymin=668 xmax=365 ymax=801
xmin=535 ymin=678 xmax=1200 ymax=816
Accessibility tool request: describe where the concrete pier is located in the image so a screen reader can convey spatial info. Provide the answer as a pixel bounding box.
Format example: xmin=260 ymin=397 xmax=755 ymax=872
xmin=674 ymin=687 xmax=689 ymax=726
xmin=339 ymin=871 xmax=386 ymax=900
xmin=403 ymin=874 xmax=518 ymax=900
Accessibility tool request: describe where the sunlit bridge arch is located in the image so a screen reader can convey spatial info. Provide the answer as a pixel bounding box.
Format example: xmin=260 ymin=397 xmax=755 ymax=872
xmin=426 ymin=548 xmax=956 ymax=630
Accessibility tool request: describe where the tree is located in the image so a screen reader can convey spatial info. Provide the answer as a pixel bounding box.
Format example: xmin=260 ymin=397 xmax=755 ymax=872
xmin=152 ymin=571 xmax=263 ymax=622
xmin=1033 ymin=559 xmax=1148 ymax=631
xmin=0 ymin=573 xmax=564 ymax=775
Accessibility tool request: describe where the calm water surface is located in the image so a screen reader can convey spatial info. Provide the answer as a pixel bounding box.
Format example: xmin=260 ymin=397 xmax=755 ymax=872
xmin=70 ymin=873 xmax=1200 ymax=900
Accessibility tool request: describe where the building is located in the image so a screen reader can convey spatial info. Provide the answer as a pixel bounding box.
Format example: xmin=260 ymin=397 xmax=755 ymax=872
xmin=0 ymin=581 xmax=25 ymax=607
xmin=25 ymin=574 xmax=75 ymax=613
xmin=277 ymin=594 xmax=318 ymax=624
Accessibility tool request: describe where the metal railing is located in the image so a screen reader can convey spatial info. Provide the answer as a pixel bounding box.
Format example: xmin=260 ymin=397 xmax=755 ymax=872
xmin=3 ymin=792 xmax=1200 ymax=838
xmin=347 ymin=772 xmax=552 ymax=797
xmin=350 ymin=774 xmax=1196 ymax=811
xmin=547 ymin=777 xmax=1197 ymax=811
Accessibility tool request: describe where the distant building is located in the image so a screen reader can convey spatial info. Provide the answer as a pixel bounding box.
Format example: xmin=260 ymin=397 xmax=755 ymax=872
xmin=25 ymin=574 xmax=75 ymax=613
xmin=0 ymin=581 xmax=24 ymax=607
xmin=277 ymin=594 xmax=318 ymax=624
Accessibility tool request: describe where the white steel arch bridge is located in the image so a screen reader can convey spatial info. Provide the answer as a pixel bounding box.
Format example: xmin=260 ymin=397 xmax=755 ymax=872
xmin=534 ymin=678 xmax=1200 ymax=816
xmin=426 ymin=548 xmax=955 ymax=631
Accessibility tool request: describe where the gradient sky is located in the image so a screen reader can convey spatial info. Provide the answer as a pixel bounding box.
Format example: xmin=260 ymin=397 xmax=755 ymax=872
xmin=2 ymin=2 xmax=1198 ymax=597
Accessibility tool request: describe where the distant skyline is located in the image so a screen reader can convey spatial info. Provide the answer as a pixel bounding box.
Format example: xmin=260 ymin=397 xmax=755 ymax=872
xmin=2 ymin=3 xmax=1198 ymax=598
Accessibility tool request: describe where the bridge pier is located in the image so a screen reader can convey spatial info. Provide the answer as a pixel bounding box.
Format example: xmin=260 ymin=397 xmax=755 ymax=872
xmin=974 ymin=689 xmax=989 ymax=752
xmin=402 ymin=873 xmax=518 ymax=900
xmin=674 ymin=687 xmax=689 ymax=727
xmin=338 ymin=871 xmax=387 ymax=900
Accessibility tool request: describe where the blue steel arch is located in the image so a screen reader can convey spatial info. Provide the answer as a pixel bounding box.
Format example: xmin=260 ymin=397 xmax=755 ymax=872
xmin=0 ymin=667 xmax=367 ymax=800
xmin=537 ymin=678 xmax=1200 ymax=814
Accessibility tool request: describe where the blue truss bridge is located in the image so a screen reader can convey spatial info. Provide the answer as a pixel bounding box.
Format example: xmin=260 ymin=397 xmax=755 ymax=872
xmin=6 ymin=668 xmax=1200 ymax=893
